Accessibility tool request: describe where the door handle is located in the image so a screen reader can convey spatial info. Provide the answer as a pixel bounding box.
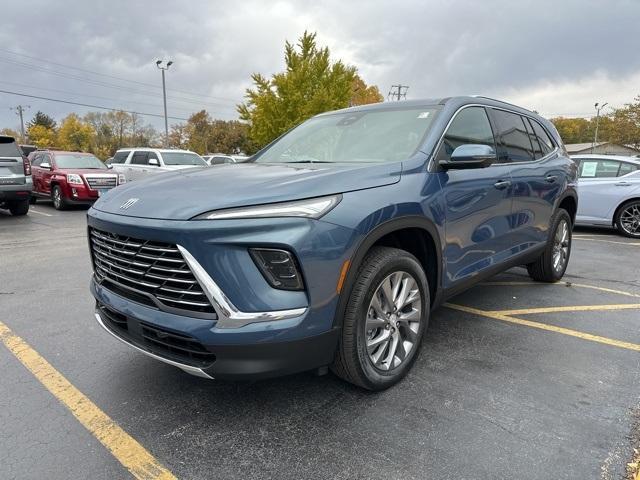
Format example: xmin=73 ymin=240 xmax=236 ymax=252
xmin=615 ymin=181 xmax=632 ymax=186
xmin=493 ymin=180 xmax=511 ymax=190
xmin=545 ymin=174 xmax=558 ymax=183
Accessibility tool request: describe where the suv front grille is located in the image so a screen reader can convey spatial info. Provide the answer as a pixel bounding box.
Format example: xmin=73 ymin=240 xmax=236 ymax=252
xmin=86 ymin=176 xmax=117 ymax=189
xmin=98 ymin=303 xmax=216 ymax=368
xmin=90 ymin=228 xmax=215 ymax=316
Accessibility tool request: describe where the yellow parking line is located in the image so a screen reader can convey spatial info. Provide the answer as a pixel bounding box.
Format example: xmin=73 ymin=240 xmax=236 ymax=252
xmin=494 ymin=303 xmax=640 ymax=316
xmin=444 ymin=303 xmax=640 ymax=352
xmin=480 ymin=281 xmax=640 ymax=298
xmin=0 ymin=320 xmax=177 ymax=480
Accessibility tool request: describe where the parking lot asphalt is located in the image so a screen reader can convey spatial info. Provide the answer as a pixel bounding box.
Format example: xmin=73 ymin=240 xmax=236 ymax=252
xmin=1 ymin=203 xmax=639 ymax=480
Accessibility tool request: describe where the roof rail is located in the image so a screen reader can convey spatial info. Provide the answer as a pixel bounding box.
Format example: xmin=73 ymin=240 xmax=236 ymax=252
xmin=471 ymin=95 xmax=534 ymax=113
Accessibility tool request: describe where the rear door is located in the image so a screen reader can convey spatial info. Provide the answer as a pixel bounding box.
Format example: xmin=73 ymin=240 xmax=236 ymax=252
xmin=577 ymin=159 xmax=640 ymax=223
xmin=127 ymin=151 xmax=149 ymax=181
xmin=437 ymin=106 xmax=515 ymax=286
xmin=490 ymin=109 xmax=561 ymax=248
xmin=0 ymin=137 xmax=26 ymax=186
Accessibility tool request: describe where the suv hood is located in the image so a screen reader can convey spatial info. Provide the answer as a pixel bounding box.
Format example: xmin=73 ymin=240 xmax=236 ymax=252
xmin=92 ymin=162 xmax=401 ymax=220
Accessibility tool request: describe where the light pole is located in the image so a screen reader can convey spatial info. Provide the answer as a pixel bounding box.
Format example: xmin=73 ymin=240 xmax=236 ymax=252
xmin=156 ymin=59 xmax=173 ymax=146
xmin=592 ymin=102 xmax=607 ymax=153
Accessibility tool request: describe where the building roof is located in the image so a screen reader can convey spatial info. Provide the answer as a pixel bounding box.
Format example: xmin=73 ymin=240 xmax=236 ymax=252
xmin=564 ymin=142 xmax=607 ymax=152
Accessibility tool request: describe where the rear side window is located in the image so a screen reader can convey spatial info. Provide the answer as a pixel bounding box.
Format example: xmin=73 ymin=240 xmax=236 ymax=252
xmin=618 ymin=162 xmax=638 ymax=176
xmin=110 ymin=151 xmax=129 ymax=164
xmin=0 ymin=137 xmax=22 ymax=157
xmin=529 ymin=119 xmax=555 ymax=156
xmin=130 ymin=151 xmax=149 ymax=165
xmin=492 ymin=110 xmax=535 ymax=163
xmin=436 ymin=106 xmax=496 ymax=162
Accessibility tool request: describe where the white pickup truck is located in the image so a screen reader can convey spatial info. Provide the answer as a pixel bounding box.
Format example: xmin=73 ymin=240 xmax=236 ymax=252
xmin=107 ymin=148 xmax=207 ymax=182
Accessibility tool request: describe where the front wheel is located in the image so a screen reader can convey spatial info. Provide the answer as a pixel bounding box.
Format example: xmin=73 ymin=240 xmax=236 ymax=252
xmin=331 ymin=247 xmax=430 ymax=390
xmin=615 ymin=200 xmax=640 ymax=238
xmin=527 ymin=209 xmax=572 ymax=282
xmin=51 ymin=185 xmax=67 ymax=210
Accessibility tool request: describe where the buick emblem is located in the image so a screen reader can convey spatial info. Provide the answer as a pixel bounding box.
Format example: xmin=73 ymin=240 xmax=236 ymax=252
xmin=120 ymin=198 xmax=139 ymax=209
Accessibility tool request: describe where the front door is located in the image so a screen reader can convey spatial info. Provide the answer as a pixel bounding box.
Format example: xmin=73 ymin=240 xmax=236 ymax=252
xmin=436 ymin=106 xmax=515 ymax=287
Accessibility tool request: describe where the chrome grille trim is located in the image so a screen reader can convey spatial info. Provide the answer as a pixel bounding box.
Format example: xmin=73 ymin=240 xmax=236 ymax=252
xmin=89 ymin=228 xmax=215 ymax=316
xmin=85 ymin=175 xmax=118 ymax=189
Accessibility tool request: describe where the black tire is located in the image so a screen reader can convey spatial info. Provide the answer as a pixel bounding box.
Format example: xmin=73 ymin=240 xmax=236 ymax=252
xmin=331 ymin=246 xmax=430 ymax=390
xmin=51 ymin=185 xmax=67 ymax=210
xmin=8 ymin=199 xmax=29 ymax=216
xmin=527 ymin=208 xmax=572 ymax=282
xmin=614 ymin=200 xmax=640 ymax=238
xmin=29 ymin=195 xmax=37 ymax=205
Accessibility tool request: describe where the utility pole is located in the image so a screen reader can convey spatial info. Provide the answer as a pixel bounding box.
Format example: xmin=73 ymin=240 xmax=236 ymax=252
xmin=388 ymin=85 xmax=409 ymax=101
xmin=592 ymin=102 xmax=607 ymax=153
xmin=156 ymin=59 xmax=173 ymax=147
xmin=10 ymin=105 xmax=30 ymax=142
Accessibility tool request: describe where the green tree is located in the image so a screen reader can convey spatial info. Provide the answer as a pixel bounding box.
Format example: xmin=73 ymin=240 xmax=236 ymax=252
xmin=608 ymin=95 xmax=640 ymax=149
xmin=185 ymin=110 xmax=212 ymax=154
xmin=57 ymin=114 xmax=94 ymax=152
xmin=238 ymin=31 xmax=365 ymax=148
xmin=27 ymin=111 xmax=57 ymax=130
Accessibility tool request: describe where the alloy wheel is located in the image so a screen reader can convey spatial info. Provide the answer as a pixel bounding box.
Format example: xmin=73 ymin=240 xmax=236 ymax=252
xmin=53 ymin=188 xmax=61 ymax=209
xmin=552 ymin=219 xmax=570 ymax=272
xmin=365 ymin=271 xmax=422 ymax=371
xmin=620 ymin=203 xmax=640 ymax=236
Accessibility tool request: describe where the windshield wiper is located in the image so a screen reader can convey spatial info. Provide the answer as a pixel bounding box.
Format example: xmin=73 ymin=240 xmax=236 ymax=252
xmin=287 ymin=160 xmax=334 ymax=164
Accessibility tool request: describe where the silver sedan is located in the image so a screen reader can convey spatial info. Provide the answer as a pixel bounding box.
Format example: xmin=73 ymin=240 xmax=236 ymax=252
xmin=573 ymin=154 xmax=640 ymax=238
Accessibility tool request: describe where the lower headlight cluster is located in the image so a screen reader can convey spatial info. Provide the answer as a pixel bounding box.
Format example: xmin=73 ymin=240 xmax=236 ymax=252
xmin=249 ymin=248 xmax=304 ymax=291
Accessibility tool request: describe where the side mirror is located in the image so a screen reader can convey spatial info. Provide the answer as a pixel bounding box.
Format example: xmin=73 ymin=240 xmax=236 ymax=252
xmin=41 ymin=162 xmax=51 ymax=170
xmin=439 ymin=144 xmax=496 ymax=170
xmin=148 ymin=158 xmax=160 ymax=167
xmin=107 ymin=164 xmax=113 ymax=169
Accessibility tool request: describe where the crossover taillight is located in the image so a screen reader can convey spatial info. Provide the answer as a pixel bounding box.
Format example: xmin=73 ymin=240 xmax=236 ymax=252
xmin=23 ymin=157 xmax=31 ymax=176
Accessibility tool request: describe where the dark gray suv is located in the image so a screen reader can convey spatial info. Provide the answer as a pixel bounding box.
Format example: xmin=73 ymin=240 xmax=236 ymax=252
xmin=0 ymin=135 xmax=32 ymax=216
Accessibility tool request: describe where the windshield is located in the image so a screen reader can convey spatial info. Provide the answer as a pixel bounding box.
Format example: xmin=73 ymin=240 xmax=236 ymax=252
xmin=254 ymin=107 xmax=438 ymax=164
xmin=161 ymin=152 xmax=206 ymax=166
xmin=55 ymin=154 xmax=107 ymax=169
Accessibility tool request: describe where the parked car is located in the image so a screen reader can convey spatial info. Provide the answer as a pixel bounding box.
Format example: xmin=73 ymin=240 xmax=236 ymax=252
xmin=108 ymin=148 xmax=206 ymax=181
xmin=203 ymin=153 xmax=236 ymax=166
xmin=572 ymin=154 xmax=640 ymax=237
xmin=30 ymin=150 xmax=124 ymax=210
xmin=88 ymin=96 xmax=577 ymax=390
xmin=0 ymin=135 xmax=32 ymax=216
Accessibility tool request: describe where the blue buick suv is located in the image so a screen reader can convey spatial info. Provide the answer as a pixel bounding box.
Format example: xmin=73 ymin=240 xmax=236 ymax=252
xmin=88 ymin=96 xmax=577 ymax=390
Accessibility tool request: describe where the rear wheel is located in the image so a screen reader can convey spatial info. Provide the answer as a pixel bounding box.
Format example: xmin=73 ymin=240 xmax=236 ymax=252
xmin=51 ymin=185 xmax=67 ymax=210
xmin=527 ymin=209 xmax=572 ymax=282
xmin=615 ymin=200 xmax=640 ymax=238
xmin=8 ymin=199 xmax=29 ymax=216
xmin=331 ymin=247 xmax=429 ymax=390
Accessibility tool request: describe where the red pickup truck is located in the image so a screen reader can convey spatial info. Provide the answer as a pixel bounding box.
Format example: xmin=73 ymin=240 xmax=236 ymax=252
xmin=29 ymin=150 xmax=124 ymax=210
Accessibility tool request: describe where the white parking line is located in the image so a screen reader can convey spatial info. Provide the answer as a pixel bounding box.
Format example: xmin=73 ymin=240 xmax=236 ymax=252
xmin=29 ymin=208 xmax=53 ymax=217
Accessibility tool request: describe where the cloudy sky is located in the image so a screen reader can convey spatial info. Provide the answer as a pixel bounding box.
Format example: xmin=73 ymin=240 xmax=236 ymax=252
xmin=1 ymin=0 xmax=639 ymax=133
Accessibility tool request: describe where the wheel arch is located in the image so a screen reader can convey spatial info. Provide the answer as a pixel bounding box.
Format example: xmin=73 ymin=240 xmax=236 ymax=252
xmin=333 ymin=216 xmax=442 ymax=328
xmin=556 ymin=191 xmax=578 ymax=225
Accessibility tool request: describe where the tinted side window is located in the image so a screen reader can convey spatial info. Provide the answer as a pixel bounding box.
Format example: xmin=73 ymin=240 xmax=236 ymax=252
xmin=530 ymin=119 xmax=555 ymax=156
xmin=618 ymin=162 xmax=638 ymax=176
xmin=130 ymin=151 xmax=149 ymax=165
xmin=492 ymin=110 xmax=534 ymax=163
xmin=436 ymin=107 xmax=496 ymax=162
xmin=111 ymin=151 xmax=129 ymax=164
xmin=524 ymin=118 xmax=543 ymax=159
xmin=31 ymin=153 xmax=42 ymax=167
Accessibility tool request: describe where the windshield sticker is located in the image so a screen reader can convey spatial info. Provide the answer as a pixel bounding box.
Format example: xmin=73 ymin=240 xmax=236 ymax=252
xmin=417 ymin=112 xmax=431 ymax=119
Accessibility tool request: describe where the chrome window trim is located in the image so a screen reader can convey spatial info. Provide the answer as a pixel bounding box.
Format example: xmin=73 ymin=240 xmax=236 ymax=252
xmin=429 ymin=103 xmax=559 ymax=171
xmin=94 ymin=312 xmax=214 ymax=379
xmin=177 ymin=245 xmax=307 ymax=329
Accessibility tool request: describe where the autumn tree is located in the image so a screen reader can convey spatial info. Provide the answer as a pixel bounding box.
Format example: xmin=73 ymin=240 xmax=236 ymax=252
xmin=57 ymin=114 xmax=94 ymax=152
xmin=185 ymin=110 xmax=212 ymax=153
xmin=0 ymin=127 xmax=21 ymax=138
xmin=238 ymin=31 xmax=381 ymax=148
xmin=350 ymin=75 xmax=384 ymax=106
xmin=608 ymin=95 xmax=640 ymax=149
xmin=27 ymin=125 xmax=58 ymax=148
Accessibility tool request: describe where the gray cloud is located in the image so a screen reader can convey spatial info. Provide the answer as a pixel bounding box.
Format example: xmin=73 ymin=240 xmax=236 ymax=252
xmin=1 ymin=0 xmax=638 ymax=132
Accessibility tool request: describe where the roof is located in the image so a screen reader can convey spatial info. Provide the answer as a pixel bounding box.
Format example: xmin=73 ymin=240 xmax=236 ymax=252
xmin=116 ymin=147 xmax=195 ymax=153
xmin=565 ymin=142 xmax=640 ymax=153
xmin=571 ymin=154 xmax=640 ymax=164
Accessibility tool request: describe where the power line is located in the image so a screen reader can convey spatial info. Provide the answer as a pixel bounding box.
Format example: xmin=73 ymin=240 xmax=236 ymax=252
xmin=0 ymin=48 xmax=238 ymax=105
xmin=388 ymin=84 xmax=409 ymax=101
xmin=0 ymin=57 xmax=237 ymax=111
xmin=0 ymin=88 xmax=189 ymax=121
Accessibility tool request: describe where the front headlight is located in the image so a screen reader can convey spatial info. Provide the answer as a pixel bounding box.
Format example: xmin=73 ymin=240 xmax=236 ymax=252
xmin=67 ymin=174 xmax=83 ymax=185
xmin=192 ymin=194 xmax=342 ymax=220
